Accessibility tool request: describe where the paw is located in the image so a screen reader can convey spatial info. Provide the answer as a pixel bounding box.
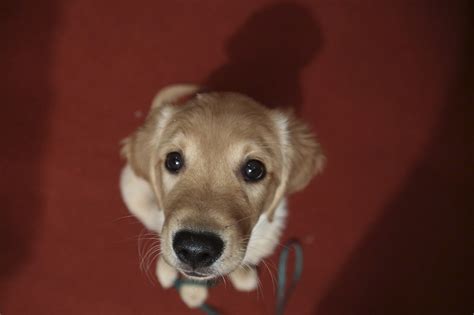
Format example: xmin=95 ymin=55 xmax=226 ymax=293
xmin=156 ymin=256 xmax=178 ymax=289
xmin=179 ymin=284 xmax=208 ymax=308
xmin=229 ymin=266 xmax=258 ymax=292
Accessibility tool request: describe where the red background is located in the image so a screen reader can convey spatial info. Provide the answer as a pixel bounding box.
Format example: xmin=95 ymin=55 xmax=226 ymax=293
xmin=1 ymin=1 xmax=472 ymax=314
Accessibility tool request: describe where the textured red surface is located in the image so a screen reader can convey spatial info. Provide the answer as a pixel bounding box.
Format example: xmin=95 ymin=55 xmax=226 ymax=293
xmin=1 ymin=1 xmax=473 ymax=314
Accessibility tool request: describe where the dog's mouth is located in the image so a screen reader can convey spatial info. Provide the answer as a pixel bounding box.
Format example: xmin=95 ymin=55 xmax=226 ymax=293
xmin=179 ymin=268 xmax=215 ymax=280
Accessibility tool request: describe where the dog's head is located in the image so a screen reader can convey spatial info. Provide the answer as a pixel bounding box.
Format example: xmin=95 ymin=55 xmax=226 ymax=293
xmin=122 ymin=90 xmax=324 ymax=280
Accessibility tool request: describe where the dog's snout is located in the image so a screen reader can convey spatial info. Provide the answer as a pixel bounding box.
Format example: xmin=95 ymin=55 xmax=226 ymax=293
xmin=173 ymin=230 xmax=224 ymax=269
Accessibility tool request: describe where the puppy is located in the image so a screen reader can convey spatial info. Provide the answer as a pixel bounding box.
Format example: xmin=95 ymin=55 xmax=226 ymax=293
xmin=120 ymin=84 xmax=324 ymax=307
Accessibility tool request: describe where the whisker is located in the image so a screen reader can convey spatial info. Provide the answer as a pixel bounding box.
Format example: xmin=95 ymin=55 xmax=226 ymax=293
xmin=261 ymin=258 xmax=276 ymax=293
xmin=224 ymin=214 xmax=257 ymax=229
xmin=135 ymin=227 xmax=163 ymax=285
xmin=216 ymin=269 xmax=227 ymax=288
xmin=111 ymin=214 xmax=140 ymax=223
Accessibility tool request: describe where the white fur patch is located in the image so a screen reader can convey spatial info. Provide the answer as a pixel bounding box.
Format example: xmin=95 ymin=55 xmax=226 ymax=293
xmin=120 ymin=164 xmax=164 ymax=232
xmin=229 ymin=266 xmax=258 ymax=292
xmin=179 ymin=284 xmax=208 ymax=308
xmin=156 ymin=256 xmax=178 ymax=288
xmin=243 ymin=199 xmax=288 ymax=265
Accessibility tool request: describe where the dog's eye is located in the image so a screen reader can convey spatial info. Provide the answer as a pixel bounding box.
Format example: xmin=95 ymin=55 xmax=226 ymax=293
xmin=241 ymin=159 xmax=266 ymax=182
xmin=165 ymin=152 xmax=184 ymax=173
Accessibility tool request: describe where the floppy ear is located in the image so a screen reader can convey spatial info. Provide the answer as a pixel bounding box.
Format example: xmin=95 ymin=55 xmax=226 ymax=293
xmin=284 ymin=113 xmax=325 ymax=193
xmin=266 ymin=111 xmax=325 ymax=220
xmin=120 ymin=107 xmax=165 ymax=181
xmin=120 ymin=84 xmax=200 ymax=181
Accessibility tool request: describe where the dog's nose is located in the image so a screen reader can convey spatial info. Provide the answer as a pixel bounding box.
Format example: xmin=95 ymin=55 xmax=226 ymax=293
xmin=172 ymin=230 xmax=224 ymax=269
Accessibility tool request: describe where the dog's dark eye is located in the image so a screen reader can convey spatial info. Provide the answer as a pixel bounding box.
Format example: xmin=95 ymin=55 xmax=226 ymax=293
xmin=241 ymin=159 xmax=266 ymax=182
xmin=165 ymin=152 xmax=184 ymax=173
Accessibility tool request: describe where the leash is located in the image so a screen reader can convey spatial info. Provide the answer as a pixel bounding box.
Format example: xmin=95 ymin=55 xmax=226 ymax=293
xmin=275 ymin=240 xmax=303 ymax=315
xmin=173 ymin=240 xmax=304 ymax=315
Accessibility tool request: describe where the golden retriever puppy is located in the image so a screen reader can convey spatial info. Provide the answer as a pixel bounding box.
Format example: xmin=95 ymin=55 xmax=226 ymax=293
xmin=120 ymin=84 xmax=324 ymax=307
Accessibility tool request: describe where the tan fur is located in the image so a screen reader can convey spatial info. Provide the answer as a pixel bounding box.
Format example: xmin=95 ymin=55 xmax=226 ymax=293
xmin=120 ymin=84 xmax=324 ymax=306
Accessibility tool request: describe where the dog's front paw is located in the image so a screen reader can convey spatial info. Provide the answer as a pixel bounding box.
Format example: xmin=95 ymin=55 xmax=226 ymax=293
xmin=156 ymin=256 xmax=178 ymax=289
xmin=229 ymin=265 xmax=258 ymax=292
xmin=179 ymin=284 xmax=208 ymax=308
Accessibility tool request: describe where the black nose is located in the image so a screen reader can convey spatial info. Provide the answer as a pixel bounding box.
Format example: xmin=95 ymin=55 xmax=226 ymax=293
xmin=172 ymin=230 xmax=224 ymax=269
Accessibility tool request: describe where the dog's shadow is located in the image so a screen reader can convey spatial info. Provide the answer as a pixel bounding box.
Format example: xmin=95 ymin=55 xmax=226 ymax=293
xmin=203 ymin=2 xmax=322 ymax=110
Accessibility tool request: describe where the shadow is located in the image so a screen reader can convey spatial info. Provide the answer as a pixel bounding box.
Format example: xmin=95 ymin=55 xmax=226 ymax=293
xmin=0 ymin=0 xmax=58 ymax=298
xmin=316 ymin=5 xmax=474 ymax=315
xmin=204 ymin=2 xmax=322 ymax=110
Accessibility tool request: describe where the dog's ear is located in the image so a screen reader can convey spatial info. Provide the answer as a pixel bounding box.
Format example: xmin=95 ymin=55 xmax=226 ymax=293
xmin=266 ymin=111 xmax=325 ymax=219
xmin=121 ymin=84 xmax=200 ymax=181
xmin=120 ymin=105 xmax=173 ymax=181
xmin=284 ymin=113 xmax=325 ymax=193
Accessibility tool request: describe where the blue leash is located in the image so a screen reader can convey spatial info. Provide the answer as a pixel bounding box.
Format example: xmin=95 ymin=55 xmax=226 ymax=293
xmin=275 ymin=240 xmax=303 ymax=315
xmin=173 ymin=240 xmax=304 ymax=315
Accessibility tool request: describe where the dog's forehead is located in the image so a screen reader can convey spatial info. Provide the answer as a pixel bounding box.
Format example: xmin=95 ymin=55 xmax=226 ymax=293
xmin=170 ymin=93 xmax=279 ymax=145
